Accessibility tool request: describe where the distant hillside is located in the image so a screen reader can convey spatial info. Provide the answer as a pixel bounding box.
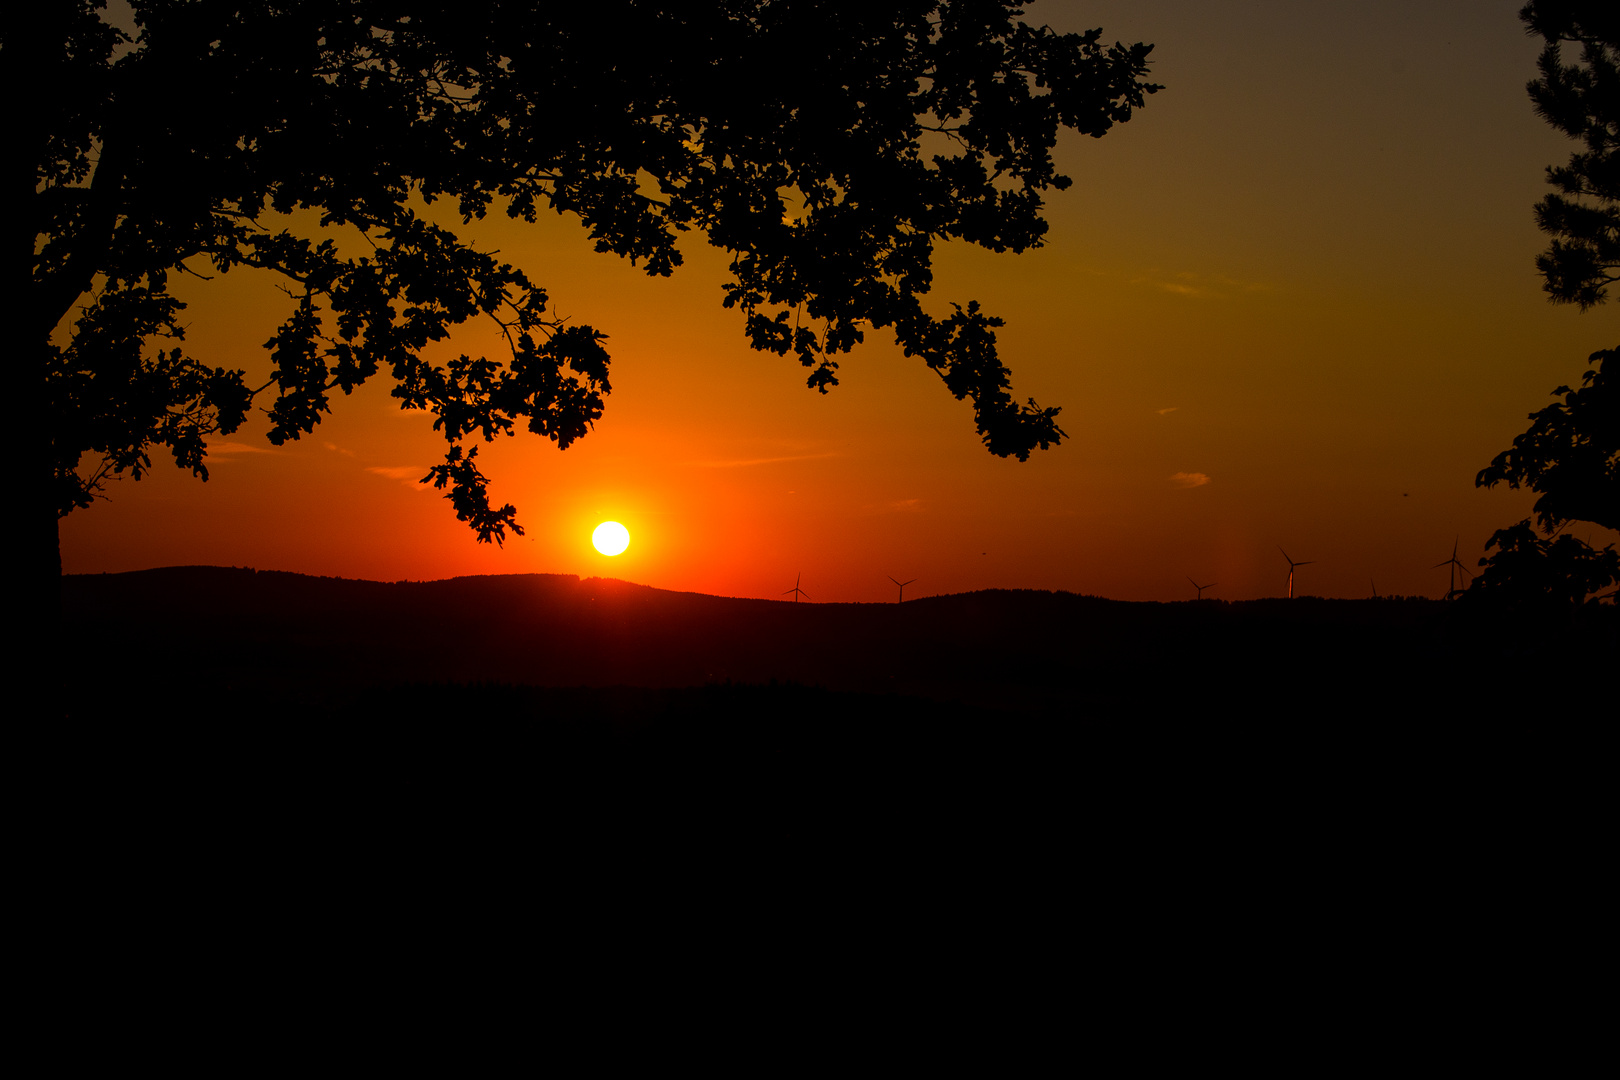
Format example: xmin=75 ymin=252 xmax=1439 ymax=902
xmin=52 ymin=565 xmax=1620 ymax=848
xmin=60 ymin=565 xmax=1597 ymax=723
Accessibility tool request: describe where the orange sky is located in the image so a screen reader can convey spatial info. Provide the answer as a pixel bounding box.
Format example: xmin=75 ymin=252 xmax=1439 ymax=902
xmin=61 ymin=1 xmax=1618 ymax=602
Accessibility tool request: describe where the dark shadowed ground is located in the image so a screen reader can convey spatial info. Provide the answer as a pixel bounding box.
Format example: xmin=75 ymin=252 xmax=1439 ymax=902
xmin=59 ymin=565 xmax=1611 ymax=743
xmin=41 ymin=567 xmax=1607 ymax=981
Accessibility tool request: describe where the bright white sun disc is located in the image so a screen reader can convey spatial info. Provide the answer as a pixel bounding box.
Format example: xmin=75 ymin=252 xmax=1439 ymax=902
xmin=592 ymin=521 xmax=630 ymax=556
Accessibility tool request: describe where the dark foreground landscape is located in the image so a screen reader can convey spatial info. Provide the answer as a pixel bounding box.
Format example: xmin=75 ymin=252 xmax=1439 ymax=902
xmin=46 ymin=567 xmax=1609 ymax=895
xmin=62 ymin=565 xmax=1612 ymax=733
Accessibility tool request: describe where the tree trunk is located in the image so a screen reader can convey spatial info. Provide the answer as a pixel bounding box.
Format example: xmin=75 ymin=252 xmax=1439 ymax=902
xmin=3 ymin=17 xmax=69 ymax=704
xmin=11 ymin=270 xmax=63 ymax=703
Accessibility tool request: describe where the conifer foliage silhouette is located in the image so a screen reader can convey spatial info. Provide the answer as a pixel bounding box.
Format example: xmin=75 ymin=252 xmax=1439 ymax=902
xmin=10 ymin=1 xmax=1160 ymax=616
xmin=1471 ymin=3 xmax=1618 ymax=606
xmin=1519 ymin=1 xmax=1620 ymax=310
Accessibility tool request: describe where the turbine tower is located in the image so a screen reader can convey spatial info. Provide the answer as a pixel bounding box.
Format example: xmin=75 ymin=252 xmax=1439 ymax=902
xmin=888 ymin=575 xmax=917 ymax=603
xmin=783 ymin=572 xmax=810 ymax=603
xmin=1434 ymin=539 xmax=1472 ymax=600
xmin=1187 ymin=577 xmax=1216 ymax=601
xmin=1279 ymin=547 xmax=1314 ymax=599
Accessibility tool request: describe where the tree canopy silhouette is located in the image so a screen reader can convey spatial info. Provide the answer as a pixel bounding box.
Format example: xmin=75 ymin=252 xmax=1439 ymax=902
xmin=1519 ymin=0 xmax=1619 ymax=310
xmin=1477 ymin=347 xmax=1617 ymax=536
xmin=1470 ymin=2 xmax=1618 ymax=606
xmin=11 ymin=1 xmax=1160 ymax=613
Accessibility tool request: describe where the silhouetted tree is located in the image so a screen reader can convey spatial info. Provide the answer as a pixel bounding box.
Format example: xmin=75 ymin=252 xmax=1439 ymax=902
xmin=1519 ymin=0 xmax=1618 ymax=310
xmin=1470 ymin=4 xmax=1619 ymax=606
xmin=1477 ymin=347 xmax=1617 ymax=535
xmin=10 ymin=1 xmax=1160 ymax=622
xmin=1464 ymin=520 xmax=1618 ymax=608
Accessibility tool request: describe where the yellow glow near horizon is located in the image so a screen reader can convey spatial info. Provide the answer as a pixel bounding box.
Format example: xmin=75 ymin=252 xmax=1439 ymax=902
xmin=592 ymin=521 xmax=630 ymax=556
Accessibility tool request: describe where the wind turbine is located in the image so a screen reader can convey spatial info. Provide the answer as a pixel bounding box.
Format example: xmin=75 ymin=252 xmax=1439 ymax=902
xmin=1187 ymin=577 xmax=1216 ymax=601
xmin=1434 ymin=538 xmax=1472 ymax=600
xmin=1371 ymin=578 xmax=1379 ymax=599
xmin=1279 ymin=547 xmax=1314 ymax=599
xmin=783 ymin=572 xmax=810 ymax=603
xmin=887 ymin=575 xmax=917 ymax=603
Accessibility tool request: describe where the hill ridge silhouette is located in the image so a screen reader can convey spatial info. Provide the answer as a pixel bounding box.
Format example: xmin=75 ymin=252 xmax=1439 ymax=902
xmin=61 ymin=564 xmax=1511 ymax=720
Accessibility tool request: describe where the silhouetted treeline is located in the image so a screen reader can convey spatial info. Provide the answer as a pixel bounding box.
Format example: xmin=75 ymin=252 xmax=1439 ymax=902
xmin=60 ymin=568 xmax=1612 ymax=731
xmin=44 ymin=568 xmax=1612 ymax=908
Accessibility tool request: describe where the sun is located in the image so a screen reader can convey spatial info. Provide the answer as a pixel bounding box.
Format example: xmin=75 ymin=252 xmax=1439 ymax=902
xmin=592 ymin=521 xmax=630 ymax=556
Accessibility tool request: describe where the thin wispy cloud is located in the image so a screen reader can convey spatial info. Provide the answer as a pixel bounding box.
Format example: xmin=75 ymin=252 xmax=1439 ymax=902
xmin=367 ymin=465 xmax=429 ymax=490
xmin=688 ymin=452 xmax=838 ymax=468
xmin=1131 ymin=269 xmax=1273 ymax=300
xmin=1170 ymin=472 xmax=1210 ymax=488
xmin=889 ymin=498 xmax=924 ymax=512
xmin=325 ymin=441 xmax=356 ymax=457
xmin=1156 ymin=406 xmax=1178 ymax=415
xmin=205 ymin=440 xmax=276 ymax=456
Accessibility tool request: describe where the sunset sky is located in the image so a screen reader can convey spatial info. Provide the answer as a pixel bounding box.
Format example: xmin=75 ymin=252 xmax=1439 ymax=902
xmin=61 ymin=0 xmax=1619 ymax=603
